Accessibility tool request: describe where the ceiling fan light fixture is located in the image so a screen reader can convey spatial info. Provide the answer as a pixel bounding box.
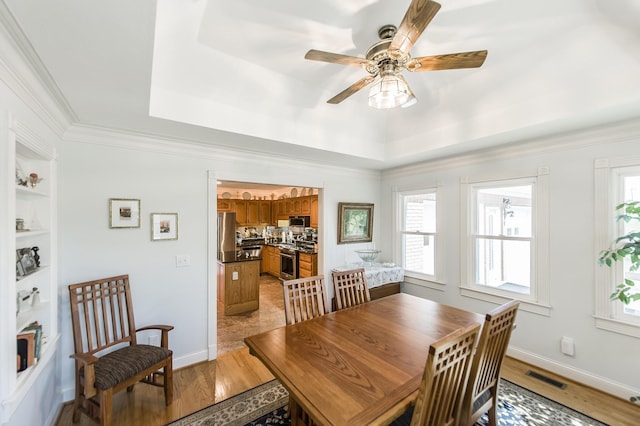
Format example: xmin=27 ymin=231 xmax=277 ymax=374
xmin=368 ymin=73 xmax=415 ymax=109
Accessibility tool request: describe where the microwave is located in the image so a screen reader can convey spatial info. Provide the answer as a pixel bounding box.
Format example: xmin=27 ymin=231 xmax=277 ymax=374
xmin=289 ymin=216 xmax=310 ymax=227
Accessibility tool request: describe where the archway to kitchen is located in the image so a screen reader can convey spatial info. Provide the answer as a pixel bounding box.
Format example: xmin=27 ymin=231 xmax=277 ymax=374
xmin=207 ymin=173 xmax=323 ymax=359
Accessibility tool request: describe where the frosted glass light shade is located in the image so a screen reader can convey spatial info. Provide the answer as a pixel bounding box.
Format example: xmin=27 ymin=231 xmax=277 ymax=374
xmin=368 ymin=74 xmax=416 ymax=109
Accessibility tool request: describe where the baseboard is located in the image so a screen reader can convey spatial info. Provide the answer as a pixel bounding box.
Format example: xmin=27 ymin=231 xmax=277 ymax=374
xmin=507 ymin=346 xmax=640 ymax=402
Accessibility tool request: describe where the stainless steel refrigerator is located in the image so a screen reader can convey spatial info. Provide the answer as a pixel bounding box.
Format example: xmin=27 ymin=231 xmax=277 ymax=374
xmin=217 ymin=212 xmax=237 ymax=262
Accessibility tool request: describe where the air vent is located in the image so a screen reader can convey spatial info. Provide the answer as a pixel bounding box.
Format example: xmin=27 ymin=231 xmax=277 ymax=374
xmin=526 ymin=370 xmax=567 ymax=389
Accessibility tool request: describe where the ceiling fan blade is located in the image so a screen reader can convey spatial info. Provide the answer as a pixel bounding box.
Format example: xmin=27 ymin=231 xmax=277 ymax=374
xmin=389 ymin=0 xmax=441 ymax=57
xmin=411 ymin=50 xmax=488 ymax=71
xmin=327 ymin=76 xmax=377 ymax=104
xmin=305 ymin=49 xmax=370 ymax=67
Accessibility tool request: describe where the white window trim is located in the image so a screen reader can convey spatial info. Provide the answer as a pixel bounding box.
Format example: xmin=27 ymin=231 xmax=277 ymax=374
xmin=460 ymin=167 xmax=551 ymax=316
xmin=594 ymin=158 xmax=640 ymax=338
xmin=393 ymin=185 xmax=445 ymax=290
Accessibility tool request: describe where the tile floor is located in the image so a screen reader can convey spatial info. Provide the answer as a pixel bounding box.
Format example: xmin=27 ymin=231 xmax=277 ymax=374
xmin=217 ymin=274 xmax=286 ymax=355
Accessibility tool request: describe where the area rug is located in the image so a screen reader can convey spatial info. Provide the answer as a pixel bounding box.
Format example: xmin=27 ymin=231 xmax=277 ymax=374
xmin=167 ymin=378 xmax=608 ymax=426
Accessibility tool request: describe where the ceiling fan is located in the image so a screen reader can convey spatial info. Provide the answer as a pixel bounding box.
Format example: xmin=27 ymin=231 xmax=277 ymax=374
xmin=304 ymin=0 xmax=487 ymax=109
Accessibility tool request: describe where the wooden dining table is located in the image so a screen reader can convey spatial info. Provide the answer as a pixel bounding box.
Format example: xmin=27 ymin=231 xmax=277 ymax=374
xmin=244 ymin=293 xmax=484 ymax=425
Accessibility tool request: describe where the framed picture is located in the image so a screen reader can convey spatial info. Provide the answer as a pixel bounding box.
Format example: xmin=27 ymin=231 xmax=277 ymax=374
xmin=337 ymin=202 xmax=374 ymax=244
xmin=109 ymin=198 xmax=140 ymax=228
xmin=151 ymin=213 xmax=178 ymax=241
xmin=16 ymin=248 xmax=37 ymax=277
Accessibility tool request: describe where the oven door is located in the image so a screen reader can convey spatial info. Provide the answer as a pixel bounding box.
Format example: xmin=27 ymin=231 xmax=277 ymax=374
xmin=280 ymin=249 xmax=297 ymax=280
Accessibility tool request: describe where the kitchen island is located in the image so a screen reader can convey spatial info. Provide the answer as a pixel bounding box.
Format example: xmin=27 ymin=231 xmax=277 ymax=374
xmin=217 ymin=259 xmax=260 ymax=315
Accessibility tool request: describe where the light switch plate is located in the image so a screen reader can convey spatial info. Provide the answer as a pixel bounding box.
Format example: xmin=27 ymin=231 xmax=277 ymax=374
xmin=176 ymin=254 xmax=190 ymax=267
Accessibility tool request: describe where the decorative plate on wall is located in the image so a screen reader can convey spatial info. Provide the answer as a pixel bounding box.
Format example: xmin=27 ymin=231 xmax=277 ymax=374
xmin=242 ymin=192 xmax=251 ymax=200
xmin=222 ymin=192 xmax=232 ymax=199
xmin=290 ymin=188 xmax=298 ymax=198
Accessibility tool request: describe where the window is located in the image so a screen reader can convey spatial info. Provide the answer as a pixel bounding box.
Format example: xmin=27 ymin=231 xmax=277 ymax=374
xmin=461 ymin=168 xmax=550 ymax=315
xmin=595 ymin=160 xmax=640 ymax=337
xmin=617 ymin=173 xmax=640 ymax=320
xmin=398 ymin=189 xmax=438 ymax=280
xmin=474 ymin=184 xmax=533 ymax=294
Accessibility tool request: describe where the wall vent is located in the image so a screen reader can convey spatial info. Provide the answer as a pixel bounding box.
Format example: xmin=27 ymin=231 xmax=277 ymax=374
xmin=525 ymin=370 xmax=567 ymax=389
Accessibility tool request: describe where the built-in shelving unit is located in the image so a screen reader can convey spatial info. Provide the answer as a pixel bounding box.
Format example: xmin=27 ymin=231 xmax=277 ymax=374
xmin=0 ymin=114 xmax=58 ymax=422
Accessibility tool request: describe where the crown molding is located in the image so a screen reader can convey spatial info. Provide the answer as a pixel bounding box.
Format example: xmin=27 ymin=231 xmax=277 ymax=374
xmin=382 ymin=117 xmax=640 ymax=179
xmin=64 ymin=123 xmax=381 ymax=179
xmin=0 ymin=1 xmax=76 ymax=138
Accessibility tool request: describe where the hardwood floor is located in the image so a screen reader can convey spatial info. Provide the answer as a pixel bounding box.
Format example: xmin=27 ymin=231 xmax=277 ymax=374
xmin=55 ymin=281 xmax=640 ymax=425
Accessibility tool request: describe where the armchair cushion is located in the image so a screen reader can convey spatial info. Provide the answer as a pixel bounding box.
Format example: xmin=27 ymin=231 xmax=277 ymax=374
xmin=85 ymin=345 xmax=172 ymax=391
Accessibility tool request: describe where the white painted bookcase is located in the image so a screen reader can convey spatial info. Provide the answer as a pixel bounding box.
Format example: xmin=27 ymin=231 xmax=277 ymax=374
xmin=0 ymin=113 xmax=59 ymax=422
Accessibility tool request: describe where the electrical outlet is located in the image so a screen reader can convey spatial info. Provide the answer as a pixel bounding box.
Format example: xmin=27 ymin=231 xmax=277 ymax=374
xmin=232 ymin=271 xmax=239 ymax=280
xmin=176 ymin=254 xmax=190 ymax=267
xmin=561 ymin=336 xmax=575 ymax=356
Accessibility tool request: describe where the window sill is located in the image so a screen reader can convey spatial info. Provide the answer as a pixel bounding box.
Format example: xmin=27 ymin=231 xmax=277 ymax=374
xmin=403 ymin=275 xmax=446 ymax=291
xmin=460 ymin=287 xmax=551 ymax=316
xmin=594 ymin=315 xmax=640 ymax=339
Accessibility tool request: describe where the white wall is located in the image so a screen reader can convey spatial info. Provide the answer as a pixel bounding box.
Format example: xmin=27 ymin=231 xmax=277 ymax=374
xmin=56 ymin=129 xmax=381 ymax=402
xmin=380 ymin=119 xmax=640 ymax=399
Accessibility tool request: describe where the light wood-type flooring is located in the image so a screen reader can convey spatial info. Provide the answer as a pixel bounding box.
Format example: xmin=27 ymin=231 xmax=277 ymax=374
xmin=55 ymin=275 xmax=640 ymax=425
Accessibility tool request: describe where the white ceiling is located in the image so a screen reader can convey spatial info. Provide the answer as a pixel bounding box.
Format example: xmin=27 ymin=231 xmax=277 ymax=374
xmin=4 ymin=0 xmax=640 ymax=170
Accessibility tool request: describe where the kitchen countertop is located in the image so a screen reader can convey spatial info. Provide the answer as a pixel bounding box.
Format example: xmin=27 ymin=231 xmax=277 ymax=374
xmin=266 ymin=243 xmax=317 ymax=254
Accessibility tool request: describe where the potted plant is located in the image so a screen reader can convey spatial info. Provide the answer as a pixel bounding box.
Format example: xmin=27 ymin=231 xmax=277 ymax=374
xmin=599 ymin=201 xmax=640 ymax=304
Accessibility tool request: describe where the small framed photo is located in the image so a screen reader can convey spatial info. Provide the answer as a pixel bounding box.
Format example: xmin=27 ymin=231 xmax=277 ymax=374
xmin=109 ymin=198 xmax=140 ymax=228
xmin=338 ymin=202 xmax=374 ymax=244
xmin=16 ymin=248 xmax=37 ymax=277
xmin=151 ymin=213 xmax=178 ymax=241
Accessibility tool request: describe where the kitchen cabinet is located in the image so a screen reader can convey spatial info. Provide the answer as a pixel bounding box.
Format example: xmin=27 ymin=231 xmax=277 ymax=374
xmin=262 ymin=245 xmax=280 ymax=277
xmin=218 ymin=195 xmax=318 ymax=227
xmin=217 ymin=199 xmax=233 ymax=211
xmin=1 ymin=114 xmax=59 ymax=421
xmin=217 ymin=260 xmax=260 ymax=315
xmin=220 ymin=200 xmax=271 ymax=226
xmin=298 ymin=252 xmax=318 ymax=278
xmin=259 ymin=201 xmax=271 ymax=224
xmin=234 ymin=200 xmax=248 ymax=225
xmin=310 ymin=196 xmax=319 ymax=228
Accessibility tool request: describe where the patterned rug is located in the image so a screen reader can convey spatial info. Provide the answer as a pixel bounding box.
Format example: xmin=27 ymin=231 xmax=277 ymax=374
xmin=167 ymin=378 xmax=608 ymax=426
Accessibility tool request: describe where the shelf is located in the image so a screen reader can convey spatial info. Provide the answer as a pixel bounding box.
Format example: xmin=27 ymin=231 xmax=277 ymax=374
xmin=15 ymin=229 xmax=49 ymax=239
xmin=15 ymin=185 xmax=48 ymax=198
xmin=15 ymin=265 xmax=49 ymax=285
xmin=15 ymin=301 xmax=49 ymax=333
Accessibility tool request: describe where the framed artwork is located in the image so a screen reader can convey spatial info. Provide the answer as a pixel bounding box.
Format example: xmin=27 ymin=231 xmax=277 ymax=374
xmin=16 ymin=248 xmax=37 ymax=277
xmin=109 ymin=198 xmax=140 ymax=228
xmin=151 ymin=213 xmax=178 ymax=241
xmin=337 ymin=202 xmax=374 ymax=244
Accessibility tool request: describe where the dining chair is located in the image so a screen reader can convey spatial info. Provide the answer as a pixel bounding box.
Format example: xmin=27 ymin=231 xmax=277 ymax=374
xmin=390 ymin=323 xmax=480 ymax=426
xmin=331 ymin=267 xmax=371 ymax=310
xmin=282 ymin=275 xmax=328 ymax=325
xmin=68 ymin=275 xmax=174 ymax=425
xmin=460 ymin=300 xmax=520 ymax=426
xmin=282 ymin=275 xmax=328 ymax=424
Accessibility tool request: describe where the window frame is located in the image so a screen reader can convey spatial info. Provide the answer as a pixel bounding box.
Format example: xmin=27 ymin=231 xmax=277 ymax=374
xmin=394 ymin=186 xmax=444 ymax=287
xmin=460 ymin=167 xmax=550 ymax=316
xmin=594 ymin=158 xmax=640 ymax=338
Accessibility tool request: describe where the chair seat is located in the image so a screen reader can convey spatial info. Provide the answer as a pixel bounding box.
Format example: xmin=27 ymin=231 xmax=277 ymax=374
xmin=85 ymin=345 xmax=172 ymax=390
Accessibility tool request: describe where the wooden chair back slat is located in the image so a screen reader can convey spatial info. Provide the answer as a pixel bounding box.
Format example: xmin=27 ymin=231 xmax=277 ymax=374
xmin=282 ymin=275 xmax=328 ymax=325
xmin=410 ymin=323 xmax=480 ymax=426
xmin=332 ymin=268 xmax=371 ymax=310
xmin=69 ymin=275 xmax=136 ymax=356
xmin=461 ymin=300 xmax=520 ymax=426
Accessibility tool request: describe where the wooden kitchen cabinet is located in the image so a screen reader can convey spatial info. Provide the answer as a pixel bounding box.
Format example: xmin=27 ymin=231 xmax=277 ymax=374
xmin=262 ymin=245 xmax=280 ymax=277
xmin=217 ymin=199 xmax=233 ymax=211
xmin=298 ymin=252 xmax=317 ymax=278
xmin=310 ymin=196 xmax=318 ymax=228
xmin=218 ymin=195 xmax=317 ymax=227
xmin=217 ymin=260 xmax=260 ymax=315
